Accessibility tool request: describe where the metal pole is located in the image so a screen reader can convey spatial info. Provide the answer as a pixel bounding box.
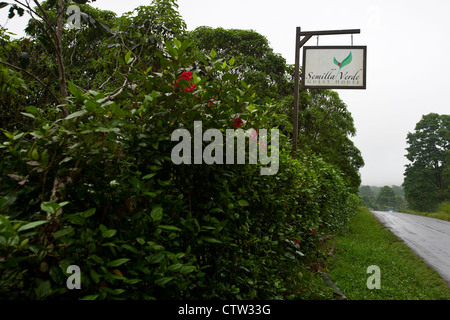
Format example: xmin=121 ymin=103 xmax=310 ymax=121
xmin=292 ymin=27 xmax=301 ymax=155
xmin=291 ymin=27 xmax=360 ymax=155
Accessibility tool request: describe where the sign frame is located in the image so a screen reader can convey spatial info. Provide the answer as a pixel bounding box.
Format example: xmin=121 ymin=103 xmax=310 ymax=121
xmin=301 ymin=45 xmax=367 ymax=90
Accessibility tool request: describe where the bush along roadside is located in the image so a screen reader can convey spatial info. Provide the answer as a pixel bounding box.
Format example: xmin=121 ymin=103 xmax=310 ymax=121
xmin=0 ymin=38 xmax=359 ymax=299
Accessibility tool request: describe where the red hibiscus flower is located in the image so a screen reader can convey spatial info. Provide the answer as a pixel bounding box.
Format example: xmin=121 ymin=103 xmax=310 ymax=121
xmin=180 ymin=70 xmax=192 ymax=80
xmin=184 ymin=83 xmax=197 ymax=92
xmin=175 ymin=71 xmax=196 ymax=93
xmin=233 ymin=117 xmax=244 ymax=128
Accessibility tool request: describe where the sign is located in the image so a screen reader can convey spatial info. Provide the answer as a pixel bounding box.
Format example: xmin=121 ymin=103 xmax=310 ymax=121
xmin=302 ymin=46 xmax=367 ymax=89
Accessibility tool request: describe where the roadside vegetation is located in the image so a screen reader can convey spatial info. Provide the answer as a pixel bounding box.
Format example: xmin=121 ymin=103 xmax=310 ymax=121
xmin=359 ymin=185 xmax=406 ymax=211
xmin=0 ymin=0 xmax=361 ymax=299
xmin=326 ymin=207 xmax=450 ymax=300
xmin=1 ymin=0 xmax=447 ymax=301
xmin=402 ymin=201 xmax=450 ymax=222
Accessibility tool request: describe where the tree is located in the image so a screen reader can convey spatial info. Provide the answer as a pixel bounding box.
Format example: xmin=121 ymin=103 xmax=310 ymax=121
xmin=0 ymin=0 xmax=100 ymax=119
xmin=298 ymin=89 xmax=364 ymax=193
xmin=1 ymin=0 xmax=186 ymax=130
xmin=190 ymin=26 xmax=292 ymax=103
xmin=376 ymin=186 xmax=396 ymax=210
xmin=403 ymin=113 xmax=450 ymax=211
xmin=190 ymin=27 xmax=364 ymax=193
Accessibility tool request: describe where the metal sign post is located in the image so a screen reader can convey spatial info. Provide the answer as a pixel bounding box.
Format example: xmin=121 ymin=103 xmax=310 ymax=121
xmin=292 ymin=27 xmax=361 ymax=155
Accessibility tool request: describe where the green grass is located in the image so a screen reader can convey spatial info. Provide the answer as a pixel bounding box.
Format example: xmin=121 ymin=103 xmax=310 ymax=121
xmin=326 ymin=207 xmax=450 ymax=300
xmin=402 ymin=201 xmax=450 ymax=222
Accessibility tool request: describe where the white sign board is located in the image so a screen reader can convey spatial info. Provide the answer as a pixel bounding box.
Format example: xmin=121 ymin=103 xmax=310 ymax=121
xmin=302 ymin=46 xmax=367 ymax=89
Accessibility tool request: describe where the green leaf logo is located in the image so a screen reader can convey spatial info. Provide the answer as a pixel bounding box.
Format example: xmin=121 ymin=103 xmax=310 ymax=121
xmin=333 ymin=52 xmax=352 ymax=72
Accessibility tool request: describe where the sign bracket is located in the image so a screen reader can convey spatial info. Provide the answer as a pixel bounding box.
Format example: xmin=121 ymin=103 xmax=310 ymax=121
xmin=292 ymin=27 xmax=361 ymax=154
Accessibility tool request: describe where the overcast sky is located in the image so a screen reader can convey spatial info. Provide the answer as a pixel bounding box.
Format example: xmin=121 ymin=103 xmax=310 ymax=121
xmin=1 ymin=0 xmax=449 ymax=187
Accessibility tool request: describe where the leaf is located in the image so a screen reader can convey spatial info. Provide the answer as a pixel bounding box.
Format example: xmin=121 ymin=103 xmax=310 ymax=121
xmin=112 ymin=289 xmax=125 ymax=295
xmin=8 ymin=6 xmax=14 ymax=19
xmin=333 ymin=57 xmax=339 ymax=66
xmin=40 ymin=201 xmax=69 ymax=214
xmin=150 ymin=206 xmax=163 ymax=222
xmin=0 ymin=3 xmax=9 ymax=9
xmin=90 ymin=269 xmax=100 ymax=284
xmin=7 ymin=174 xmax=23 ymax=181
xmin=158 ymin=225 xmax=182 ymax=232
xmin=65 ymin=109 xmax=87 ymax=120
xmin=0 ymin=196 xmax=7 ymax=209
xmin=25 ymin=106 xmax=39 ymax=114
xmin=202 ymin=237 xmax=222 ymax=244
xmin=173 ymin=38 xmax=181 ymax=48
xmin=121 ymin=244 xmax=138 ymax=254
xmin=147 ymin=253 xmax=164 ymax=264
xmin=34 ymin=280 xmax=52 ymax=299
xmin=125 ymin=279 xmax=142 ymax=285
xmin=18 ymin=220 xmax=47 ymax=232
xmin=107 ymin=258 xmax=130 ymax=267
xmin=180 ymin=266 xmax=197 ymax=274
xmin=340 ymin=52 xmax=352 ymax=68
xmin=100 ymin=224 xmax=117 ymax=238
xmin=67 ymin=81 xmax=81 ymax=97
xmin=125 ymin=50 xmax=133 ymax=64
xmin=168 ymin=263 xmax=183 ymax=272
xmin=155 ymin=276 xmax=174 ymax=287
xmin=238 ymin=199 xmax=249 ymax=207
xmin=142 ymin=173 xmax=157 ymax=180
xmin=40 ymin=202 xmax=60 ymax=214
xmin=82 ymin=208 xmax=96 ymax=219
xmin=21 ymin=112 xmax=36 ymax=119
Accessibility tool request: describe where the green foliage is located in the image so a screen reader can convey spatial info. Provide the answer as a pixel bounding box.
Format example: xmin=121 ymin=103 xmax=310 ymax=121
xmin=403 ymin=113 xmax=449 ymax=211
xmin=190 ymin=27 xmax=363 ymax=194
xmin=298 ymin=89 xmax=364 ymax=193
xmin=0 ymin=35 xmax=357 ymax=299
xmin=0 ymin=0 xmax=360 ymax=299
xmin=359 ymin=185 xmax=406 ymax=211
xmin=329 ymin=207 xmax=450 ymax=300
xmin=376 ymin=186 xmax=395 ymax=209
xmin=190 ymin=27 xmax=292 ymax=104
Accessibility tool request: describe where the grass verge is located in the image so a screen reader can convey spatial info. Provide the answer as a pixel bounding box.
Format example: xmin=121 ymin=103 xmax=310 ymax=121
xmin=401 ymin=201 xmax=450 ymax=222
xmin=325 ymin=206 xmax=450 ymax=300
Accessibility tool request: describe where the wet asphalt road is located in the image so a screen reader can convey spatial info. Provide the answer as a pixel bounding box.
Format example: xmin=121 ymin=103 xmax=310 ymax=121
xmin=371 ymin=210 xmax=450 ymax=285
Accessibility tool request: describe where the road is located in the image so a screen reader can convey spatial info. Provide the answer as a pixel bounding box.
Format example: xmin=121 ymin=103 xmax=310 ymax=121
xmin=371 ymin=210 xmax=450 ymax=284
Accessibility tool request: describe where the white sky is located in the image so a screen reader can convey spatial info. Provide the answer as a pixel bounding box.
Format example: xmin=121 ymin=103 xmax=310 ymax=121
xmin=2 ymin=0 xmax=449 ymax=187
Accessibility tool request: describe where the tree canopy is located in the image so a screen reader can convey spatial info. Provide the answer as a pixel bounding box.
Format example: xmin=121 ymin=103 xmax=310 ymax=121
xmin=403 ymin=113 xmax=450 ymax=211
xmin=190 ymin=26 xmax=292 ymax=103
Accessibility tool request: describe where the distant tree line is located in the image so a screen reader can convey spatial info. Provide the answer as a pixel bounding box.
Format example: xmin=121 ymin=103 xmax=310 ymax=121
xmin=359 ymin=185 xmax=406 ymax=211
